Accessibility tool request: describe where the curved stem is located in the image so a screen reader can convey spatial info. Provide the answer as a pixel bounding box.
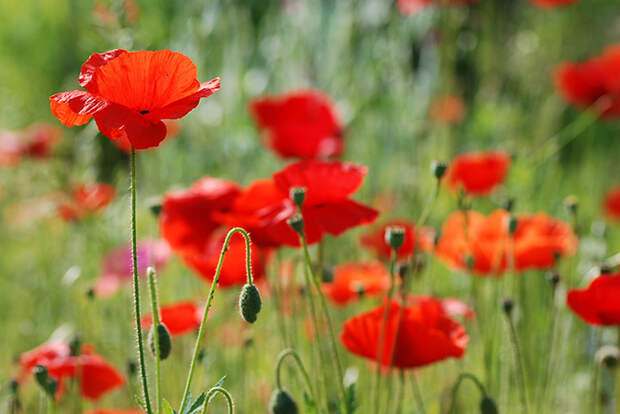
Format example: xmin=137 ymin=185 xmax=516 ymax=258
xmin=298 ymin=232 xmax=347 ymax=405
xmin=201 ymin=386 xmax=234 ymax=414
xmin=179 ymin=227 xmax=253 ymax=413
xmin=373 ymin=250 xmax=397 ymax=413
xmin=130 ymin=146 xmax=153 ymax=414
xmin=448 ymin=372 xmax=488 ymax=413
xmin=147 ymin=267 xmax=162 ymax=414
xmin=275 ymin=348 xmax=316 ymax=404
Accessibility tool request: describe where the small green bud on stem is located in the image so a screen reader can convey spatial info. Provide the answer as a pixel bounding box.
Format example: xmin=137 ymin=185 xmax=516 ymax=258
xmin=239 ymin=283 xmax=262 ymax=323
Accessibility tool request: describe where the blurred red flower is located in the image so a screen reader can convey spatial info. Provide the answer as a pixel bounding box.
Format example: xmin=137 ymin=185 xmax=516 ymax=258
xmin=397 ymin=0 xmax=475 ymax=16
xmin=429 ymin=95 xmax=466 ymax=124
xmin=142 ymin=301 xmax=203 ymax=336
xmin=441 ymin=297 xmax=476 ymax=321
xmin=21 ymin=123 xmax=62 ymax=158
xmin=160 ymin=177 xmax=241 ymax=256
xmin=435 ymin=210 xmax=577 ymax=275
xmin=19 ymin=343 xmax=124 ymax=401
xmin=322 ymin=262 xmax=391 ymax=306
xmin=555 ymin=44 xmax=620 ymax=119
xmin=50 ymin=49 xmax=220 ymax=150
xmin=249 ymin=89 xmax=343 ymax=159
xmin=181 ymin=227 xmax=268 ymax=287
xmin=270 ymin=160 xmax=379 ymax=246
xmin=360 ymin=220 xmax=434 ymax=260
xmin=57 ymin=182 xmax=116 ymax=221
xmin=604 ymin=186 xmax=620 ymax=221
xmin=340 ymin=297 xmax=468 ymax=369
xmin=530 ymin=0 xmax=578 ymax=8
xmin=567 ymin=270 xmax=620 ymax=326
xmin=93 ymin=239 xmax=171 ymax=297
xmin=0 ymin=130 xmax=23 ymax=167
xmin=445 ymin=151 xmax=511 ymax=196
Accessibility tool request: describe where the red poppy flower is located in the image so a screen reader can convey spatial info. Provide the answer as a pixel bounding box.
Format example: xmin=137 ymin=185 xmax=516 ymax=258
xmin=555 ymin=44 xmax=620 ymax=119
xmin=50 ymin=49 xmax=220 ymax=150
xmin=445 ymin=151 xmax=511 ymax=196
xmin=269 ymin=160 xmax=379 ymax=246
xmin=22 ymin=123 xmax=62 ymax=158
xmin=57 ymin=182 xmax=116 ymax=221
xmin=436 ymin=209 xmax=577 ymax=275
xmin=142 ymin=301 xmax=203 ymax=336
xmin=397 ymin=0 xmax=475 ymax=16
xmin=360 ymin=220 xmax=434 ymax=260
xmin=429 ymin=95 xmax=466 ymax=124
xmin=441 ymin=297 xmax=476 ymax=321
xmin=567 ymin=271 xmax=620 ymax=326
xmin=181 ymin=227 xmax=268 ymax=288
xmin=0 ymin=130 xmax=23 ymax=167
xmin=18 ymin=340 xmax=71 ymax=382
xmin=604 ymin=186 xmax=620 ymax=221
xmin=340 ymin=297 xmax=468 ymax=369
xmin=530 ymin=0 xmax=578 ymax=8
xmin=84 ymin=410 xmax=142 ymax=414
xmin=249 ymin=89 xmax=343 ymax=159
xmin=160 ymin=177 xmax=240 ymax=256
xmin=322 ymin=262 xmax=391 ymax=306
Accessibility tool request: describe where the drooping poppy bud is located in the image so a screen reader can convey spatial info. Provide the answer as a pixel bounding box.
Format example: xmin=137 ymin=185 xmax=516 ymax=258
xmin=239 ymin=283 xmax=262 ymax=323
xmin=287 ymin=214 xmax=304 ymax=234
xmin=431 ymin=160 xmax=448 ymax=180
xmin=269 ymin=389 xmax=298 ymax=414
xmin=385 ymin=226 xmax=405 ymax=251
xmin=502 ymin=298 xmax=514 ymax=315
xmin=148 ymin=323 xmax=172 ymax=360
xmin=33 ymin=365 xmax=57 ymax=399
xmin=479 ymin=395 xmax=499 ymax=414
xmin=290 ymin=187 xmax=306 ymax=209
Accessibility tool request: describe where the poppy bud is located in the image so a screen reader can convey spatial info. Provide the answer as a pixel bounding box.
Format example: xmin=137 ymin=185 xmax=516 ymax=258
xmin=85 ymin=287 xmax=95 ymax=300
xmin=148 ymin=323 xmax=172 ymax=360
xmin=547 ymin=270 xmax=560 ymax=288
xmin=479 ymin=395 xmax=499 ymax=414
xmin=127 ymin=360 xmax=137 ymax=377
xmin=290 ymin=187 xmax=306 ymax=209
xmin=269 ymin=389 xmax=298 ymax=414
xmin=508 ymin=215 xmax=518 ymax=235
xmin=287 ymin=214 xmax=304 ymax=234
xmin=239 ymin=283 xmax=262 ymax=323
xmin=9 ymin=378 xmax=18 ymax=395
xmin=385 ymin=226 xmax=405 ymax=251
xmin=147 ymin=196 xmax=163 ymax=216
xmin=69 ymin=335 xmax=82 ymax=356
xmin=503 ymin=197 xmax=516 ymax=212
xmin=596 ymin=345 xmax=620 ymax=369
xmin=398 ymin=263 xmax=410 ymax=279
xmin=33 ymin=366 xmax=57 ymax=399
xmin=320 ymin=265 xmax=334 ymax=283
xmin=431 ymin=161 xmax=448 ymax=180
xmin=564 ymin=195 xmax=579 ymax=215
xmin=502 ymin=298 xmax=514 ymax=315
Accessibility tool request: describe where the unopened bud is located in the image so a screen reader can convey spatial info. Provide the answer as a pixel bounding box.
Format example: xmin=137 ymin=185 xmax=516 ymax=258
xmin=148 ymin=323 xmax=172 ymax=360
xmin=239 ymin=283 xmax=262 ymax=323
xmin=69 ymin=335 xmax=82 ymax=356
xmin=126 ymin=360 xmax=137 ymax=377
xmin=431 ymin=161 xmax=448 ymax=180
xmin=398 ymin=263 xmax=410 ymax=279
xmin=147 ymin=197 xmax=163 ymax=217
xmin=503 ymin=197 xmax=516 ymax=213
xmin=385 ymin=226 xmax=405 ymax=251
xmin=502 ymin=298 xmax=514 ymax=315
xmin=319 ymin=265 xmax=334 ymax=283
xmin=270 ymin=389 xmax=298 ymax=414
xmin=287 ymin=214 xmax=304 ymax=234
xmin=33 ymin=366 xmax=57 ymax=399
xmin=9 ymin=379 xmax=18 ymax=395
xmin=547 ymin=270 xmax=560 ymax=288
xmin=479 ymin=395 xmax=499 ymax=414
xmin=596 ymin=345 xmax=620 ymax=369
xmin=85 ymin=287 xmax=95 ymax=299
xmin=564 ymin=195 xmax=579 ymax=215
xmin=290 ymin=187 xmax=306 ymax=209
xmin=508 ymin=215 xmax=518 ymax=235
xmin=197 ymin=349 xmax=206 ymax=362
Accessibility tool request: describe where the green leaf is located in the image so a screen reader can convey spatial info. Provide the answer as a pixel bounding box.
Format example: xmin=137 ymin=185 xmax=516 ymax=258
xmin=343 ymin=382 xmax=359 ymax=414
xmin=134 ymin=395 xmax=148 ymax=412
xmin=207 ymin=376 xmax=227 ymax=404
xmin=163 ymin=399 xmax=177 ymax=414
xmin=187 ymin=392 xmax=206 ymax=414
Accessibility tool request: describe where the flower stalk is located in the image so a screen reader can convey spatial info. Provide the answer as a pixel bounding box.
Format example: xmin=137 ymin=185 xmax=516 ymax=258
xmin=147 ymin=267 xmax=163 ymax=414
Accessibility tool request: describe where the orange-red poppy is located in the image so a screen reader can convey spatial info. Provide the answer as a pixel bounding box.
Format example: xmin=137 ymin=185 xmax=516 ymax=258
xmin=429 ymin=95 xmax=466 ymax=124
xmin=445 ymin=151 xmax=511 ymax=196
xmin=604 ymin=186 xmax=620 ymax=221
xmin=555 ymin=44 xmax=620 ymax=119
xmin=57 ymin=182 xmax=116 ymax=221
xmin=435 ymin=209 xmax=577 ymax=275
xmin=249 ymin=89 xmax=343 ymax=159
xmin=340 ymin=297 xmax=468 ymax=369
xmin=20 ymin=123 xmax=62 ymax=158
xmin=567 ymin=270 xmax=620 ymax=326
xmin=360 ymin=220 xmax=434 ymax=260
xmin=50 ymin=49 xmax=220 ymax=149
xmin=322 ymin=262 xmax=391 ymax=306
xmin=142 ymin=301 xmax=203 ymax=336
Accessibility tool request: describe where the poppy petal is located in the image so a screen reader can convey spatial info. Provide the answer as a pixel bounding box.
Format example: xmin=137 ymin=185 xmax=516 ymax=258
xmin=147 ymin=78 xmax=221 ymax=120
xmin=79 ymin=49 xmax=128 ymax=92
xmin=50 ymin=91 xmax=109 ymax=127
xmin=304 ymin=200 xmax=379 ymax=242
xmin=94 ymin=104 xmax=167 ymax=150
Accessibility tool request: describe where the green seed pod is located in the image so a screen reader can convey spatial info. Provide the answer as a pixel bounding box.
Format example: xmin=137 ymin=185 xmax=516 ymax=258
xmin=270 ymin=389 xmax=298 ymax=414
xmin=290 ymin=187 xmax=306 ymax=209
xmin=148 ymin=323 xmax=172 ymax=360
xmin=287 ymin=214 xmax=304 ymax=234
xmin=479 ymin=395 xmax=499 ymax=414
xmin=384 ymin=226 xmax=405 ymax=251
xmin=239 ymin=283 xmax=262 ymax=323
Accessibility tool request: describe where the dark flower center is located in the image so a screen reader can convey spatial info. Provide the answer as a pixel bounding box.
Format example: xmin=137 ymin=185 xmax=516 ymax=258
xmin=140 ymin=110 xmax=150 ymax=114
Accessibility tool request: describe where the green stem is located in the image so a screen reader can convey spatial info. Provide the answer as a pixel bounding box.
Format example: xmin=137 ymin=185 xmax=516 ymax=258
xmin=410 ymin=372 xmax=427 ymax=414
xmin=147 ymin=267 xmax=162 ymax=414
xmin=448 ymin=373 xmax=488 ymax=413
xmin=179 ymin=227 xmax=253 ymax=413
xmin=201 ymin=386 xmax=234 ymax=414
xmin=616 ymin=328 xmax=620 ymax=414
xmin=395 ymin=370 xmax=405 ymax=414
xmin=373 ymin=250 xmax=398 ymax=413
xmin=275 ymin=348 xmax=317 ymax=405
xmin=299 ymin=233 xmax=347 ymax=405
xmin=506 ymin=311 xmax=530 ymax=414
xmin=130 ymin=146 xmax=153 ymax=414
